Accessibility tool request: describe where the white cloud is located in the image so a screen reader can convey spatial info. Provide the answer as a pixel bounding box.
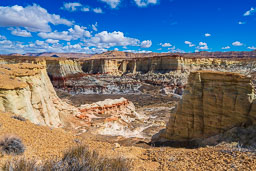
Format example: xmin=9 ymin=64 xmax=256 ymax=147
xmin=86 ymin=31 xmax=140 ymax=48
xmin=81 ymin=7 xmax=90 ymax=12
xmin=93 ymin=8 xmax=103 ymax=13
xmin=0 ymin=4 xmax=72 ymax=32
xmin=248 ymin=46 xmax=256 ymax=50
xmin=0 ymin=34 xmax=6 ymax=40
xmin=35 ymin=40 xmax=45 ymax=46
xmin=244 ymin=7 xmax=256 ymax=16
xmin=9 ymin=28 xmax=32 ymax=37
xmin=197 ymin=42 xmax=209 ymax=50
xmin=124 ymin=50 xmax=152 ymax=53
xmin=205 ymin=33 xmax=211 ymax=37
xmin=167 ymin=46 xmax=185 ymax=53
xmin=92 ymin=22 xmax=98 ymax=31
xmin=38 ymin=31 xmax=71 ymax=41
xmin=0 ymin=38 xmax=109 ymax=54
xmin=46 ymin=39 xmax=59 ymax=44
xmin=161 ymin=43 xmax=172 ymax=47
xmin=141 ymin=40 xmax=152 ymax=48
xmin=238 ymin=21 xmax=246 ymax=25
xmin=38 ymin=25 xmax=91 ymax=41
xmin=157 ymin=48 xmax=162 ymax=50
xmin=100 ymin=0 xmax=121 ymax=8
xmin=134 ymin=0 xmax=158 ymax=7
xmin=61 ymin=2 xmax=82 ymax=11
xmin=222 ymin=46 xmax=230 ymax=50
xmin=114 ymin=48 xmax=119 ymax=51
xmin=232 ymin=41 xmax=243 ymax=46
xmin=184 ymin=41 xmax=195 ymax=47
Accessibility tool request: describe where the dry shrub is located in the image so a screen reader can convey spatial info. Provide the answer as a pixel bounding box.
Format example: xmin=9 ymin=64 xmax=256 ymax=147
xmin=2 ymin=145 xmax=130 ymax=171
xmin=11 ymin=115 xmax=26 ymax=122
xmin=0 ymin=135 xmax=25 ymax=155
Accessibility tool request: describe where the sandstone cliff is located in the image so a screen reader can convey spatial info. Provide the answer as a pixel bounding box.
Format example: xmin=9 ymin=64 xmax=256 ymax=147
xmin=157 ymin=71 xmax=256 ymax=142
xmin=0 ymin=63 xmax=79 ymax=127
xmin=81 ymin=56 xmax=250 ymax=75
xmin=82 ymin=58 xmax=120 ymax=75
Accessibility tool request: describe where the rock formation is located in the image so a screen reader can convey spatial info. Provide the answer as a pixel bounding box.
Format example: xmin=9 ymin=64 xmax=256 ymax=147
xmin=156 ymin=71 xmax=256 ymax=142
xmin=0 ymin=63 xmax=79 ymax=127
xmin=82 ymin=59 xmax=120 ymax=75
xmin=46 ymin=58 xmax=85 ymax=87
xmin=76 ymin=97 xmax=147 ymax=138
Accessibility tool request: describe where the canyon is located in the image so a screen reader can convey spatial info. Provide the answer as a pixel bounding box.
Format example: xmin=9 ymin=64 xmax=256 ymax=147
xmin=1 ymin=51 xmax=256 ymax=170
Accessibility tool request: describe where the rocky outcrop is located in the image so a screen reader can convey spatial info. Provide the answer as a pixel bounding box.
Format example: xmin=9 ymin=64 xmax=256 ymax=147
xmin=0 ymin=63 xmax=79 ymax=127
xmin=76 ymin=97 xmax=147 ymax=138
xmin=77 ymin=97 xmax=134 ymax=121
xmin=156 ymin=71 xmax=256 ymax=142
xmin=46 ymin=58 xmax=83 ymax=78
xmin=46 ymin=58 xmax=85 ymax=87
xmin=82 ymin=59 xmax=120 ymax=75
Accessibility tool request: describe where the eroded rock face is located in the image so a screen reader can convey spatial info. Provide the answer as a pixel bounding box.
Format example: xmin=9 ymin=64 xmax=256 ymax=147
xmin=75 ymin=97 xmax=148 ymax=138
xmin=0 ymin=63 xmax=79 ymax=127
xmin=157 ymin=71 xmax=256 ymax=142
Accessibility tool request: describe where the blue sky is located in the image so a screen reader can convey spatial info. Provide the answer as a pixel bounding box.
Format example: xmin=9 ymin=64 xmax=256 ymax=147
xmin=0 ymin=0 xmax=256 ymax=54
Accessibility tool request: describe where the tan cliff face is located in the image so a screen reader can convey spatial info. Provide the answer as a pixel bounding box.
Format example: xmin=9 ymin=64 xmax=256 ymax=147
xmin=157 ymin=71 xmax=256 ymax=141
xmin=82 ymin=59 xmax=120 ymax=75
xmin=46 ymin=58 xmax=83 ymax=78
xmin=81 ymin=56 xmax=249 ymax=75
xmin=0 ymin=63 xmax=79 ymax=127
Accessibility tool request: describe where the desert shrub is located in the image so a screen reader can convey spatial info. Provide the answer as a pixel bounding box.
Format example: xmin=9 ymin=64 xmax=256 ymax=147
xmin=11 ymin=115 xmax=26 ymax=122
xmin=2 ymin=159 xmax=38 ymax=171
xmin=0 ymin=135 xmax=25 ymax=155
xmin=2 ymin=145 xmax=130 ymax=171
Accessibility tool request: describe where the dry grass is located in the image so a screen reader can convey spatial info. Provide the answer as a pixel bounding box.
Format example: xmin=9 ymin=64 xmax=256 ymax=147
xmin=2 ymin=145 xmax=130 ymax=171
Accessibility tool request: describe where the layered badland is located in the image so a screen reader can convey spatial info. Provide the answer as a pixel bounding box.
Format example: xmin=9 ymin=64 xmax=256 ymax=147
xmin=1 ymin=51 xmax=256 ymax=170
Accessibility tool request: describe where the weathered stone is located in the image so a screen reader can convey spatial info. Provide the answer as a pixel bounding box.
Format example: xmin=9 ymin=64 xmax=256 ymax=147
xmin=158 ymin=71 xmax=256 ymax=141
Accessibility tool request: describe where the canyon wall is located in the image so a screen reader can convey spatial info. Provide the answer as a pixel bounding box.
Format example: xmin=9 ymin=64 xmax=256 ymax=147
xmin=82 ymin=59 xmax=120 ymax=75
xmin=156 ymin=71 xmax=256 ymax=142
xmin=81 ymin=56 xmax=248 ymax=75
xmin=0 ymin=63 xmax=79 ymax=127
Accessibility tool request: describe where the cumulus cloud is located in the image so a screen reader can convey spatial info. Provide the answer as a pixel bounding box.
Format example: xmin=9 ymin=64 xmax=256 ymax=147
xmin=248 ymin=46 xmax=256 ymax=50
xmin=232 ymin=41 xmax=243 ymax=46
xmin=38 ymin=25 xmax=91 ymax=41
xmin=222 ymin=46 xmax=230 ymax=50
xmin=0 ymin=34 xmax=6 ymax=40
xmin=9 ymin=28 xmax=32 ymax=37
xmin=93 ymin=8 xmax=103 ymax=13
xmin=46 ymin=39 xmax=59 ymax=44
xmin=141 ymin=40 xmax=152 ymax=48
xmin=81 ymin=7 xmax=90 ymax=12
xmin=244 ymin=7 xmax=256 ymax=16
xmin=100 ymin=0 xmax=121 ymax=8
xmin=124 ymin=49 xmax=152 ymax=53
xmin=167 ymin=46 xmax=185 ymax=53
xmin=205 ymin=33 xmax=211 ymax=37
xmin=161 ymin=43 xmax=172 ymax=47
xmin=184 ymin=41 xmax=195 ymax=47
xmin=61 ymin=2 xmax=82 ymax=11
xmin=92 ymin=22 xmax=98 ymax=31
xmin=0 ymin=38 xmax=109 ymax=54
xmin=197 ymin=42 xmax=209 ymax=50
xmin=86 ymin=31 xmax=140 ymax=48
xmin=0 ymin=4 xmax=72 ymax=32
xmin=134 ymin=0 xmax=158 ymax=7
